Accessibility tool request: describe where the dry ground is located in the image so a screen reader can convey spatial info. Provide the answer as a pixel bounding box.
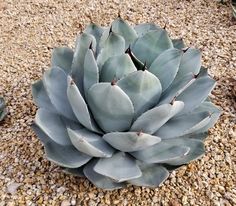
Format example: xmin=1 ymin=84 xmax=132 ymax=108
xmin=0 ymin=0 xmax=235 ymax=205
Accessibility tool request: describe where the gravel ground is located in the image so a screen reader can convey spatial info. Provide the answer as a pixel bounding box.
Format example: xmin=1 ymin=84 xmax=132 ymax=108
xmin=0 ymin=0 xmax=236 ymax=205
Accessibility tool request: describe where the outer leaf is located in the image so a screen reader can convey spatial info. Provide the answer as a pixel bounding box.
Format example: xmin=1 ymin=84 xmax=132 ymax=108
xmin=163 ymin=138 xmax=205 ymax=165
xmin=130 ymin=141 xmax=190 ymax=164
xmin=97 ymin=32 xmax=125 ymax=69
xmin=43 ymin=67 xmax=77 ymax=121
xmin=67 ymin=76 xmax=102 ymax=133
xmin=131 ymin=29 xmax=173 ymax=67
xmin=176 ymin=48 xmax=201 ymax=79
xmin=128 ymin=163 xmax=169 ymax=187
xmin=149 ymin=48 xmax=182 ymax=91
xmin=193 ymin=101 xmax=221 ymax=131
xmin=32 ymin=80 xmax=57 ymax=112
xmin=51 ymin=47 xmax=74 ymax=74
xmin=176 ymin=75 xmax=216 ymax=115
xmin=32 ymin=124 xmax=91 ymax=168
xmin=155 ymin=111 xmax=211 ymax=139
xmin=134 ymin=23 xmax=160 ymax=37
xmin=84 ymin=160 xmax=126 ymax=190
xmin=83 ymin=49 xmax=99 ymax=99
xmin=159 ymin=72 xmax=195 ymax=105
xmin=117 ymin=70 xmax=162 ymax=118
xmin=100 ymin=54 xmax=136 ymax=82
xmin=84 ymin=23 xmax=104 ymax=56
xmin=111 ymin=17 xmax=138 ymax=48
xmin=35 ymin=108 xmax=73 ymax=145
xmin=87 ymin=83 xmax=134 ymax=132
xmin=67 ymin=128 xmax=114 ymax=158
xmin=103 ymin=132 xmax=161 ymax=152
xmin=71 ymin=33 xmax=96 ymax=95
xmin=130 ymin=101 xmax=184 ymax=134
xmin=172 ymin=38 xmax=185 ymax=49
xmin=94 ymin=152 xmax=142 ymax=182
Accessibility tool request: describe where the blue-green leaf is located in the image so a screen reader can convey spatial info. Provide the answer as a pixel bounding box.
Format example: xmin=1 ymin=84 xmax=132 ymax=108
xmin=117 ymin=70 xmax=162 ymax=118
xmin=32 ymin=124 xmax=91 ymax=168
xmin=131 ymin=29 xmax=173 ymax=67
xmin=103 ymin=132 xmax=161 ymax=152
xmin=84 ymin=160 xmax=126 ymax=190
xmin=111 ymin=18 xmax=138 ymax=48
xmin=176 ymin=48 xmax=201 ymax=79
xmin=97 ymin=32 xmax=125 ymax=69
xmin=128 ymin=163 xmax=169 ymax=187
xmin=87 ymin=83 xmax=134 ymax=132
xmin=67 ymin=128 xmax=114 ymax=157
xmin=149 ymin=48 xmax=182 ymax=91
xmin=32 ymin=80 xmax=57 ymax=112
xmin=43 ymin=67 xmax=77 ymax=121
xmin=67 ymin=76 xmax=102 ymax=133
xmin=100 ymin=54 xmax=136 ymax=82
xmin=71 ymin=33 xmax=96 ymax=95
xmin=51 ymin=47 xmax=74 ymax=74
xmin=134 ymin=23 xmax=160 ymax=37
xmin=172 ymin=38 xmax=185 ymax=49
xmin=94 ymin=152 xmax=142 ymax=182
xmin=130 ymin=101 xmax=184 ymax=134
xmin=154 ymin=111 xmax=211 ymax=139
xmin=83 ymin=49 xmax=99 ymax=100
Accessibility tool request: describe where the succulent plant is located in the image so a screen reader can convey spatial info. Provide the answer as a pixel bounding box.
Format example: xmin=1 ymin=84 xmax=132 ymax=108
xmin=32 ymin=18 xmax=221 ymax=190
xmin=0 ymin=97 xmax=7 ymax=122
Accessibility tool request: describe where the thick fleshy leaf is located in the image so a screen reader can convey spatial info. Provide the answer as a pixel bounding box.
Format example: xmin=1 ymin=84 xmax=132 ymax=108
xmin=117 ymin=70 xmax=162 ymax=118
xmin=32 ymin=80 xmax=57 ymax=112
xmin=163 ymin=138 xmax=205 ymax=165
xmin=128 ymin=163 xmax=169 ymax=187
xmin=111 ymin=17 xmax=138 ymax=48
xmin=125 ymin=47 xmax=146 ymax=70
xmin=149 ymin=48 xmax=182 ymax=91
xmin=83 ymin=49 xmax=99 ymax=99
xmin=100 ymin=54 xmax=136 ymax=82
xmin=43 ymin=67 xmax=77 ymax=121
xmin=103 ymin=132 xmax=161 ymax=152
xmin=130 ymin=101 xmax=184 ymax=134
xmin=67 ymin=128 xmax=114 ymax=157
xmin=51 ymin=47 xmax=74 ymax=74
xmin=87 ymin=83 xmax=134 ymax=132
xmin=84 ymin=160 xmax=126 ymax=190
xmin=71 ymin=33 xmax=96 ymax=95
xmin=130 ymin=141 xmax=190 ymax=164
xmin=193 ymin=101 xmax=221 ymax=131
xmin=176 ymin=48 xmax=201 ymax=79
xmin=62 ymin=167 xmax=85 ymax=177
xmin=67 ymin=76 xmax=102 ymax=133
xmin=155 ymin=111 xmax=211 ymax=139
xmin=134 ymin=23 xmax=160 ymax=37
xmin=84 ymin=23 xmax=104 ymax=56
xmin=159 ymin=72 xmax=195 ymax=105
xmin=176 ymin=75 xmax=216 ymax=115
xmin=97 ymin=32 xmax=125 ymax=69
xmin=35 ymin=108 xmax=73 ymax=145
xmin=179 ymin=132 xmax=208 ymax=141
xmin=94 ymin=152 xmax=142 ymax=182
xmin=32 ymin=124 xmax=91 ymax=168
xmin=131 ymin=29 xmax=173 ymax=67
xmin=172 ymin=38 xmax=185 ymax=49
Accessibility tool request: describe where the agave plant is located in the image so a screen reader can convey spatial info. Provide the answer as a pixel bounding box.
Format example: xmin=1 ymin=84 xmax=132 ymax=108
xmin=32 ymin=18 xmax=221 ymax=190
xmin=0 ymin=97 xmax=7 ymax=122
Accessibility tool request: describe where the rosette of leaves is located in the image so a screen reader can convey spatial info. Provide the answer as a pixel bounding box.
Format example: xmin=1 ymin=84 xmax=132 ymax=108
xmin=32 ymin=18 xmax=221 ymax=190
xmin=0 ymin=97 xmax=7 ymax=122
